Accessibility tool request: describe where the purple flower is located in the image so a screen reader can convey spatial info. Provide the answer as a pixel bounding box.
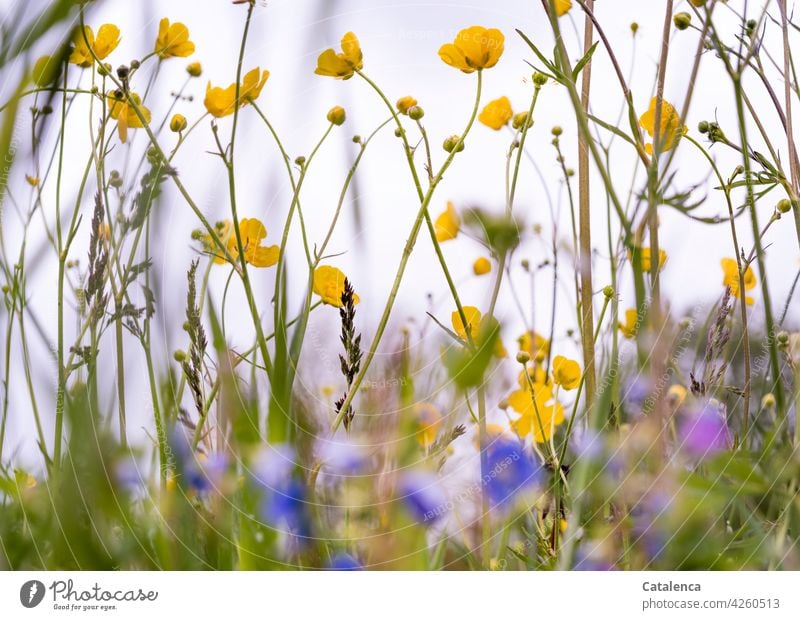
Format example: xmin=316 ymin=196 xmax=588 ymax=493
xmin=398 ymin=470 xmax=447 ymax=524
xmin=483 ymin=439 xmax=542 ymax=511
xmin=678 ymin=401 xmax=730 ymax=460
xmin=328 ymin=553 xmax=362 ymax=570
xmin=184 ymin=452 xmax=228 ymax=494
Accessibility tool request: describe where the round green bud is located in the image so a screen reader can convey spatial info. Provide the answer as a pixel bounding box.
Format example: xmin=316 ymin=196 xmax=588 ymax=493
xmin=674 ymin=12 xmax=692 ymax=30
xmin=443 ymin=135 xmax=464 ymax=153
xmin=532 ymin=72 xmax=548 ymax=87
xmin=173 ymin=350 xmax=186 ymax=363
xmin=516 ymin=351 xmax=531 ymax=364
xmin=777 ymin=198 xmax=792 ymax=214
xmin=294 ymin=155 xmax=306 ymax=167
xmin=408 ymin=105 xmax=425 ymax=121
xmin=630 ymin=22 xmax=639 ymax=34
xmin=551 ymin=126 xmax=563 ymax=137
xmin=698 ymin=120 xmax=710 ymax=134
xmin=603 ymin=285 xmax=615 ymax=299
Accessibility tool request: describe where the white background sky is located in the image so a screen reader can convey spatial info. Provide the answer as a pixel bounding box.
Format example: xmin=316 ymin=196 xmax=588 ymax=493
xmin=1 ymin=1 xmax=798 ymax=466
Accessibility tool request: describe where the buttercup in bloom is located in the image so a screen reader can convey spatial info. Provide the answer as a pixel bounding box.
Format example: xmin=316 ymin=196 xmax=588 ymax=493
xmin=721 ymin=258 xmax=756 ymax=305
xmin=107 ymin=91 xmax=151 ymax=143
xmin=630 ymin=246 xmax=668 ymax=272
xmin=154 ymin=18 xmax=195 ymax=59
xmin=618 ymin=308 xmax=640 ymax=339
xmin=204 ymin=67 xmax=269 ymax=118
xmin=479 ymin=96 xmax=513 ymax=130
xmin=451 ymin=306 xmax=506 ymax=357
xmin=507 ymin=379 xmax=564 ymax=443
xmin=70 ymin=24 xmax=120 ymax=67
xmin=554 ymin=0 xmax=573 ymax=16
xmin=230 ymin=218 xmax=280 ymax=268
xmin=552 ymin=355 xmax=581 ymax=390
xmin=396 ymin=96 xmax=417 ymax=115
xmin=639 ymin=97 xmax=687 ymax=155
xmin=473 ymin=256 xmax=491 ymax=275
xmin=438 ymin=26 xmax=505 ymax=73
xmin=434 ymin=202 xmax=460 ymax=242
xmin=518 ymin=331 xmax=549 ymax=362
xmin=415 ymin=403 xmax=443 ymax=447
xmin=313 ymin=265 xmax=360 ymax=307
xmin=315 ymin=32 xmax=363 ymax=79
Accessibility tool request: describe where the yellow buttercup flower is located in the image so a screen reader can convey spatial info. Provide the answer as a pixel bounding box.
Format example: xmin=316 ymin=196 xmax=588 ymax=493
xmin=721 ymin=258 xmax=756 ymax=305
xmin=479 ymin=96 xmax=513 ymax=130
xmin=415 ymin=403 xmax=442 ymax=447
xmin=618 ymin=308 xmax=640 ymax=339
xmin=508 ymin=381 xmax=564 ymax=443
xmin=154 ymin=18 xmax=195 ymax=59
xmin=518 ymin=331 xmax=550 ymax=363
xmin=438 ymin=26 xmax=505 ymax=73
xmin=452 ymin=306 xmax=482 ymax=341
xmin=473 ymin=257 xmax=492 ymax=275
xmin=630 ymin=246 xmax=668 ymax=272
xmin=70 ymin=24 xmax=120 ymax=67
xmin=554 ymin=0 xmax=573 ymax=16
xmin=396 ymin=96 xmax=417 ymax=115
xmin=451 ymin=306 xmax=506 ymax=357
xmin=231 ymin=218 xmax=280 ymax=268
xmin=199 ymin=220 xmax=233 ymax=264
xmin=434 ymin=202 xmax=460 ymax=242
xmin=204 ymin=68 xmax=269 ymax=117
xmin=552 ymin=355 xmax=581 ymax=390
xmin=313 ymin=265 xmax=360 ymax=307
xmin=107 ymin=92 xmax=151 ymax=143
xmin=639 ymin=97 xmax=686 ymax=155
xmin=315 ymin=32 xmax=363 ymax=80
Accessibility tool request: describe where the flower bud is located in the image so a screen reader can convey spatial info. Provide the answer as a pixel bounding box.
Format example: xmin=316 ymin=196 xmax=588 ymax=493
xmin=777 ymin=198 xmax=792 ymax=214
xmin=116 ymin=65 xmax=129 ymax=79
xmin=130 ymin=59 xmax=141 ymax=70
xmin=173 ymin=350 xmax=186 ymax=362
xmin=603 ymin=285 xmax=615 ymax=299
xmin=689 ymin=0 xmax=706 ymax=6
xmin=698 ymin=120 xmax=709 ymax=134
xmin=512 ymin=112 xmax=532 ymax=131
xmin=443 ymin=135 xmax=464 ymax=153
xmin=294 ymin=155 xmax=306 ymax=167
xmin=170 ymin=113 xmax=187 ymax=133
xmin=327 ymin=105 xmax=346 ymax=126
xmin=532 ymin=72 xmax=548 ymax=87
xmin=777 ymin=331 xmax=789 ymax=345
xmin=396 ymin=96 xmax=417 ymax=115
xmin=352 ymin=135 xmax=362 ymax=143
xmin=516 ymin=351 xmax=531 ymax=364
xmin=186 ymin=62 xmax=202 ymax=77
xmin=408 ymin=106 xmax=425 ymax=121
xmin=551 ymin=126 xmax=563 ymax=137
xmin=761 ymin=393 xmax=776 ymax=409
xmin=673 ymin=12 xmax=692 ymax=30
xmin=630 ymin=22 xmax=639 ymax=35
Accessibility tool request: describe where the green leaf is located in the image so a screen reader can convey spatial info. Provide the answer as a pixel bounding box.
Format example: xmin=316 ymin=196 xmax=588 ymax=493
xmin=572 ymin=41 xmax=599 ymax=81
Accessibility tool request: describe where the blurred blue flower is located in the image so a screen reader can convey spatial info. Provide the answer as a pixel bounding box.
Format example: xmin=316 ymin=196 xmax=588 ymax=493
xmin=184 ymin=452 xmax=228 ymax=494
xmin=678 ymin=400 xmax=730 ymax=460
xmin=260 ymin=477 xmax=312 ymax=540
xmin=318 ymin=437 xmax=368 ymax=478
xmin=328 ymin=553 xmax=362 ymax=570
xmin=398 ymin=470 xmax=447 ymax=524
xmin=483 ymin=439 xmax=542 ymax=511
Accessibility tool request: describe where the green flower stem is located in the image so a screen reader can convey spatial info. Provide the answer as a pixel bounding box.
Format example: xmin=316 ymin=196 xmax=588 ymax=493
xmin=686 ymin=134 xmax=751 ymax=438
xmin=356 ymin=70 xmax=475 ymax=349
xmin=331 ymin=70 xmax=484 ymax=433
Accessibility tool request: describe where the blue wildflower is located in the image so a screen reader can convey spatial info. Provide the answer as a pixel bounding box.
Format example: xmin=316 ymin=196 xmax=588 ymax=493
xmin=678 ymin=400 xmax=730 ymax=460
xmin=398 ymin=470 xmax=447 ymax=524
xmin=328 ymin=553 xmax=362 ymax=570
xmin=483 ymin=439 xmax=542 ymax=511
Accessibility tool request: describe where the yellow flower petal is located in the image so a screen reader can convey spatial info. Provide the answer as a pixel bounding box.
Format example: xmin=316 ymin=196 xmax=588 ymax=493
xmin=315 ymin=32 xmax=363 ymax=79
xmin=155 ymin=18 xmax=195 ymax=59
xmin=438 ymin=26 xmax=505 ymax=73
xmin=473 ymin=257 xmax=492 ymax=275
xmin=479 ymin=96 xmax=513 ymax=130
xmin=552 ymin=355 xmax=581 ymax=390
xmin=313 ymin=265 xmax=359 ymax=307
xmin=434 ymin=201 xmax=460 ymax=242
